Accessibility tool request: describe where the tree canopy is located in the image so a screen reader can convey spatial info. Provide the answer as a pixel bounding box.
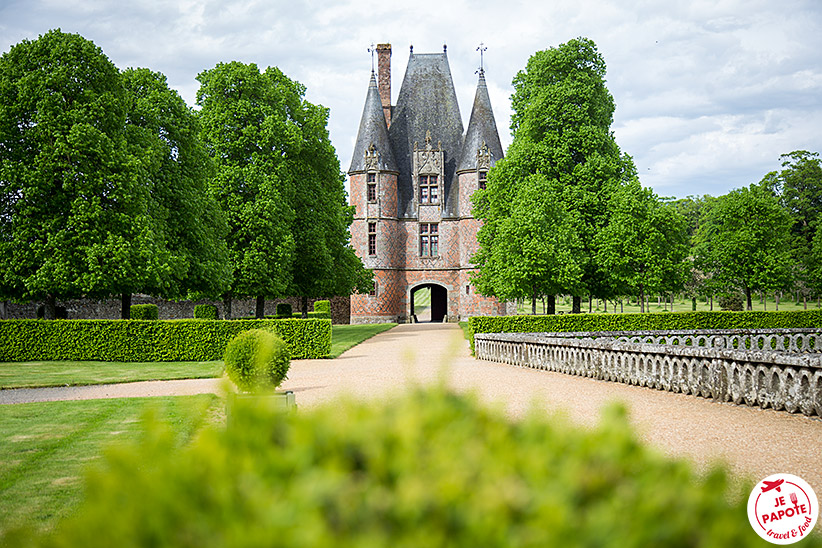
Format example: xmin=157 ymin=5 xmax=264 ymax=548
xmin=473 ymin=37 xmax=636 ymax=312
xmin=0 ymin=30 xmax=142 ymax=318
xmin=693 ymin=183 xmax=794 ymax=310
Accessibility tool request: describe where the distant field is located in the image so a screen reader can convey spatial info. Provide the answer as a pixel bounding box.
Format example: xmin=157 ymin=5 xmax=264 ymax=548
xmin=517 ymin=295 xmax=822 ymax=315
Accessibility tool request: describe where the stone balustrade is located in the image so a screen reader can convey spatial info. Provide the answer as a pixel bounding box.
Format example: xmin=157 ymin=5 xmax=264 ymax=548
xmin=474 ymin=330 xmax=822 ymax=417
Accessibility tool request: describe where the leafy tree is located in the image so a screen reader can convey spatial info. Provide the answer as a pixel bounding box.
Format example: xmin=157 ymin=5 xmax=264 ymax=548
xmin=762 ymin=151 xmax=822 ymax=250
xmin=475 ymin=37 xmax=634 ymax=313
xmin=693 ymin=183 xmax=793 ymax=310
xmin=596 ymin=181 xmax=689 ymax=312
xmin=121 ymin=68 xmax=230 ymax=317
xmin=473 ymin=172 xmax=583 ymax=314
xmin=0 ymin=30 xmax=146 ymax=319
xmin=196 ymin=62 xmax=298 ymax=318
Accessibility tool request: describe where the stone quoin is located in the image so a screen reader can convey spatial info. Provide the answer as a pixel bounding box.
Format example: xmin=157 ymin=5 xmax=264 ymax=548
xmin=349 ymin=43 xmax=511 ymax=323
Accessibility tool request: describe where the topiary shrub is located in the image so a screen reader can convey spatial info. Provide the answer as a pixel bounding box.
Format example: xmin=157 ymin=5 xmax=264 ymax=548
xmin=717 ymin=294 xmax=744 ymax=311
xmin=313 ymin=300 xmax=330 ymax=315
xmin=193 ymin=304 xmax=218 ymax=320
xmin=276 ymin=303 xmax=292 ymax=318
xmin=223 ymin=329 xmax=290 ymax=392
xmin=130 ymin=304 xmax=158 ymax=320
xmin=9 ymin=387 xmax=782 ymax=548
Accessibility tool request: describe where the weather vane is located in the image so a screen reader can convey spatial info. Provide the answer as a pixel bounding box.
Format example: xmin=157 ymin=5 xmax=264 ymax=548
xmin=476 ymin=43 xmax=487 ymax=74
xmin=368 ymin=43 xmax=375 ymax=72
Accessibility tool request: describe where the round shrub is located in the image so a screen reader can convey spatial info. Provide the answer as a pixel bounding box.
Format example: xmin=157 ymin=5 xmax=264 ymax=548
xmin=130 ymin=304 xmax=158 ymax=320
xmin=224 ymin=329 xmax=290 ymax=392
xmin=9 ymin=388 xmax=780 ymax=548
xmin=193 ymin=304 xmax=218 ymax=320
xmin=718 ymin=294 xmax=744 ymax=311
xmin=276 ymin=303 xmax=292 ymax=318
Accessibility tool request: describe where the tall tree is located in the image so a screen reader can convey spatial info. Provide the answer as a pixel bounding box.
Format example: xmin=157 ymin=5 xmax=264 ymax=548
xmin=196 ymin=62 xmax=297 ymax=318
xmin=693 ymin=183 xmax=793 ymax=310
xmin=0 ymin=30 xmax=147 ymax=319
xmin=121 ymin=68 xmax=230 ymax=317
xmin=597 ymin=181 xmax=689 ymax=312
xmin=473 ymin=172 xmax=583 ymax=314
xmin=474 ymin=37 xmax=634 ymax=313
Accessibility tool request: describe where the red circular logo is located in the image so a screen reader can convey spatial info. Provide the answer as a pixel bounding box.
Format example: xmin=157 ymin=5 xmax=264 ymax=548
xmin=748 ymin=474 xmax=818 ymax=544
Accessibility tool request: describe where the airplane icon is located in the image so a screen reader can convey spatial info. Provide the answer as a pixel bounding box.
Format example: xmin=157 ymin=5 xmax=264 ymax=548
xmin=761 ymin=479 xmax=784 ymax=493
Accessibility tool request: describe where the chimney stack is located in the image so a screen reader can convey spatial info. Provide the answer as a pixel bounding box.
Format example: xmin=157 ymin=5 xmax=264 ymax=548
xmin=376 ymin=43 xmax=391 ymax=127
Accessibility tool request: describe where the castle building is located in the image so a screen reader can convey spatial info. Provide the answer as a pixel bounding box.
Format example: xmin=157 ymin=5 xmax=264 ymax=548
xmin=348 ymin=43 xmax=510 ymax=323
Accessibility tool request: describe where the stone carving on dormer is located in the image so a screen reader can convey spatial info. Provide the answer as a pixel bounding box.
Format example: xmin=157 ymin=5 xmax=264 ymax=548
xmin=415 ymin=130 xmax=443 ymax=175
xmin=364 ymin=143 xmax=380 ymax=171
xmin=477 ymin=141 xmax=492 ymax=171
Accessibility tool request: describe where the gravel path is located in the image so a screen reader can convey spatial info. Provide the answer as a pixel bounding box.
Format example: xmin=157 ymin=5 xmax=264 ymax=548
xmin=3 ymin=323 xmax=821 ymax=493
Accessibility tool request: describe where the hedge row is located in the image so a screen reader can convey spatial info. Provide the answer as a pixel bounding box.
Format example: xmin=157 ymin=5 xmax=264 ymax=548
xmin=468 ymin=310 xmax=822 ymax=352
xmin=0 ymin=319 xmax=331 ymax=362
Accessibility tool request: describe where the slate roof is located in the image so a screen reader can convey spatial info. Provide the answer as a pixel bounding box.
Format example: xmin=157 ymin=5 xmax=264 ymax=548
xmin=457 ymin=70 xmax=504 ymax=173
xmin=388 ymin=52 xmax=464 ymax=218
xmin=349 ymin=72 xmax=397 ymax=173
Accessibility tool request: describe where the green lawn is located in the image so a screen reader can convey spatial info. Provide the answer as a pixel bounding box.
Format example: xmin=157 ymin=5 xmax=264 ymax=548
xmin=0 ymin=395 xmax=219 ymax=536
xmin=328 ymin=323 xmax=397 ymax=358
xmin=0 ymin=361 xmax=224 ymax=390
xmin=517 ymin=295 xmax=822 ymax=315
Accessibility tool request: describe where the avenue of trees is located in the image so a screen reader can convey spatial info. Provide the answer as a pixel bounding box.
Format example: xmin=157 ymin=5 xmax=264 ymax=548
xmin=0 ymin=30 xmax=369 ymax=319
xmin=473 ymin=37 xmax=822 ymax=313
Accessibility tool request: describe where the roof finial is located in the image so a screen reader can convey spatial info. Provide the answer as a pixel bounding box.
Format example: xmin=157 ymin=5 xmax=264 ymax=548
xmin=368 ymin=43 xmax=376 ymax=73
xmin=410 ymin=44 xmax=413 ymax=54
xmin=476 ymin=42 xmax=487 ymax=75
xmin=443 ymin=43 xmax=447 ymax=53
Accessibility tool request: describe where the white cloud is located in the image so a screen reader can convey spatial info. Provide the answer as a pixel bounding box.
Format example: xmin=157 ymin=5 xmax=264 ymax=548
xmin=1 ymin=0 xmax=820 ymax=199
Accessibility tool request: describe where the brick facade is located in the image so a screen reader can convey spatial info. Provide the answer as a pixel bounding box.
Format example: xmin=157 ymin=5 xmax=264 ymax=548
xmin=349 ymin=45 xmax=510 ymax=323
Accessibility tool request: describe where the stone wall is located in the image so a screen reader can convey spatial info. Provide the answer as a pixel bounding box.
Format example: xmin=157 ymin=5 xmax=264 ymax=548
xmin=2 ymin=295 xmax=351 ymax=324
xmin=474 ymin=329 xmax=822 ymax=417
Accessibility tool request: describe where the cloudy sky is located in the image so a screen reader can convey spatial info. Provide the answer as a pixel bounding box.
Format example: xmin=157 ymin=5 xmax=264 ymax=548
xmin=1 ymin=0 xmax=820 ymax=199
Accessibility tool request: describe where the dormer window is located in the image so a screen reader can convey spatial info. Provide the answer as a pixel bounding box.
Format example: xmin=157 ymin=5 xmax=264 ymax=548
xmin=367 ymin=173 xmax=377 ymax=203
xmin=478 ymin=171 xmax=487 ymax=190
xmin=419 ymin=175 xmax=438 ymax=204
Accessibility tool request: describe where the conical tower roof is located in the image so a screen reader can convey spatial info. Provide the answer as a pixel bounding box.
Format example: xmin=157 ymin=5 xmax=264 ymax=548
xmin=349 ymin=72 xmax=397 ymax=173
xmin=457 ymin=70 xmax=503 ymax=173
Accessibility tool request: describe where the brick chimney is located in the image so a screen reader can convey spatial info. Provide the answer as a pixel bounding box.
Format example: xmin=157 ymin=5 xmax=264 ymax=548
xmin=376 ymin=43 xmax=391 ymax=127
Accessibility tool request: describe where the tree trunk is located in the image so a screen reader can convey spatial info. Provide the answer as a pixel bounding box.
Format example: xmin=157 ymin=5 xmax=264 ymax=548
xmin=763 ymin=293 xmax=767 ymax=310
xmin=604 ymin=299 xmax=608 ymax=313
xmin=639 ymin=286 xmax=645 ymax=313
xmin=691 ymin=297 xmax=697 ymax=311
xmin=572 ymin=296 xmax=581 ymax=314
xmin=620 ymin=299 xmax=624 ymax=314
xmin=223 ymin=295 xmax=233 ymax=320
xmin=531 ymin=291 xmax=537 ymax=315
xmin=255 ymin=296 xmax=265 ymax=319
xmin=775 ymin=292 xmax=780 ymax=311
xmin=1 ymin=300 xmax=7 ymax=320
xmin=710 ymin=295 xmax=713 ymax=311
xmin=804 ymin=295 xmax=807 ymax=310
xmin=588 ymin=295 xmax=592 ymax=314
xmin=44 ymin=294 xmax=57 ymax=320
xmin=745 ymin=286 xmax=752 ymax=311
xmin=546 ymin=294 xmax=556 ymax=315
xmin=301 ymin=296 xmax=309 ymax=319
xmin=121 ymin=293 xmax=132 ymax=319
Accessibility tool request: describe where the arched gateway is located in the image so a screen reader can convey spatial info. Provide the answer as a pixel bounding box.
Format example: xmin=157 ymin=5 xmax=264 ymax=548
xmin=411 ymin=283 xmax=448 ymax=323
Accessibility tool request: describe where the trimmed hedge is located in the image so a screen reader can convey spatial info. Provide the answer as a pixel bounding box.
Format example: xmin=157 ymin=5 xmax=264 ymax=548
xmin=313 ymin=299 xmax=330 ymax=314
xmin=193 ymin=304 xmax=218 ymax=320
xmin=290 ymin=311 xmax=331 ymax=320
xmin=468 ymin=310 xmax=822 ymax=352
xmin=0 ymin=319 xmax=331 ymax=362
xmin=276 ymin=303 xmax=292 ymax=318
xmin=130 ymin=304 xmax=158 ymax=320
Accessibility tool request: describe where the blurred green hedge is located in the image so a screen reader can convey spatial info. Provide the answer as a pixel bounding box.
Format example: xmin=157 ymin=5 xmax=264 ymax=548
xmin=129 ymin=304 xmax=158 ymax=320
xmin=5 ymin=387 xmax=784 ymax=548
xmin=468 ymin=310 xmax=822 ymax=352
xmin=0 ymin=319 xmax=330 ymax=361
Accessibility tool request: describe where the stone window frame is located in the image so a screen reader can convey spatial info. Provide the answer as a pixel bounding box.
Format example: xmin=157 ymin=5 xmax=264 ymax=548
xmin=419 ymin=174 xmax=439 ymax=204
xmin=419 ymin=223 xmax=439 ymax=257
xmin=368 ymin=221 xmax=377 ymax=256
xmin=366 ymin=172 xmax=377 ymax=203
xmin=478 ymin=170 xmax=487 ymax=190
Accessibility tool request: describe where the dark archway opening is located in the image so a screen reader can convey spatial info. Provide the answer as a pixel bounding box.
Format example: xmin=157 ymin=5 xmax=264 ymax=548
xmin=411 ymin=284 xmax=448 ymax=322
